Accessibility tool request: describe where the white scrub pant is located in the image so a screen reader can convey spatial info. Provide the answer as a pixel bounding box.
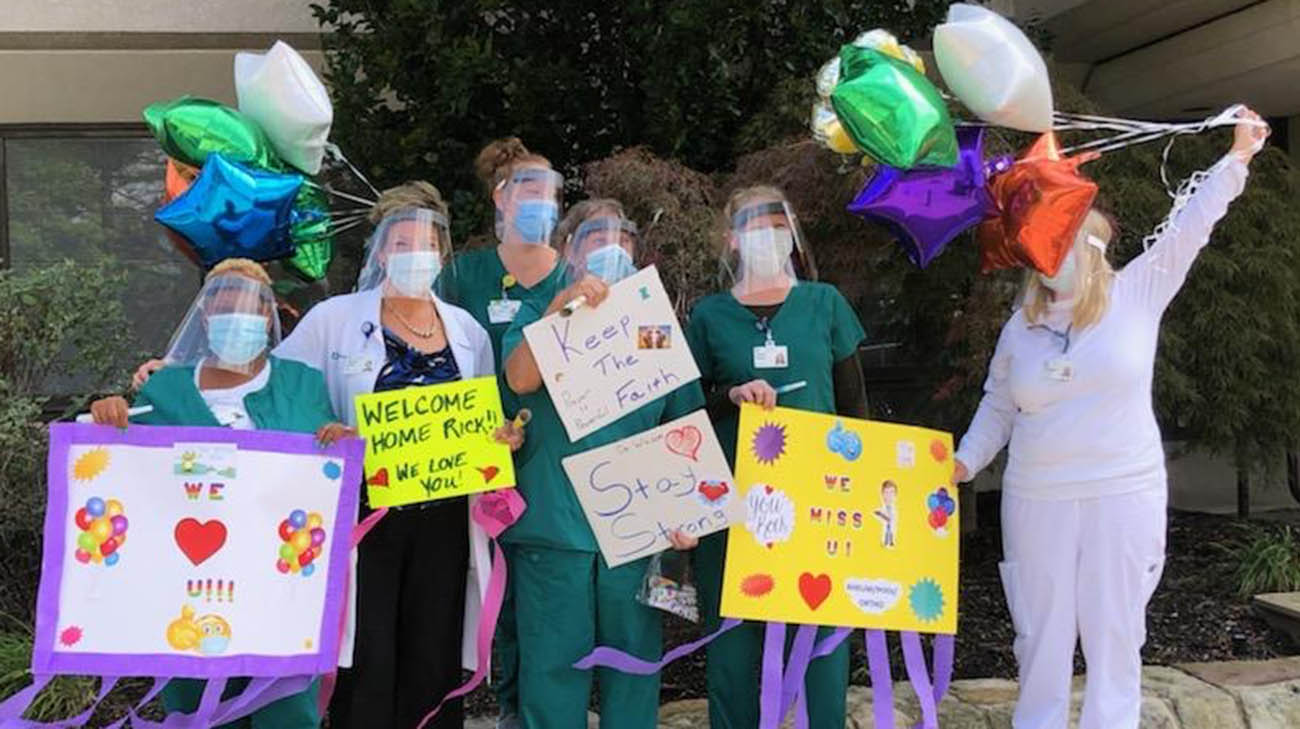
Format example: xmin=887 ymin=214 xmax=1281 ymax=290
xmin=999 ymin=488 xmax=1167 ymax=729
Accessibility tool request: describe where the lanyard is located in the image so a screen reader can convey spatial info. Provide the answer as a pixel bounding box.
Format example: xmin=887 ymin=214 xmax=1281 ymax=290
xmin=755 ymin=317 xmax=775 ymax=347
xmin=1028 ymin=323 xmax=1071 ymax=354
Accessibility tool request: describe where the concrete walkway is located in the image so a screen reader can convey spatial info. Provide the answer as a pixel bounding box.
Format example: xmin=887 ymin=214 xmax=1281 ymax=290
xmin=469 ymin=656 xmax=1300 ymax=729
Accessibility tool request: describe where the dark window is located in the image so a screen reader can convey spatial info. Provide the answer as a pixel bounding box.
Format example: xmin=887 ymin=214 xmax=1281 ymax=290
xmin=1 ymin=127 xmax=201 ymax=393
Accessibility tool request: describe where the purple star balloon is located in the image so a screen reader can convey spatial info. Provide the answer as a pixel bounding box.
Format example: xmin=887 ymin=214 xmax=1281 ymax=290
xmin=847 ymin=126 xmax=994 ymax=268
xmin=155 ymin=153 xmax=304 ymax=268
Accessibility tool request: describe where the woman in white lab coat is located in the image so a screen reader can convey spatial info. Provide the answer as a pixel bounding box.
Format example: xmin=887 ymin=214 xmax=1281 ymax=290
xmin=275 ymin=181 xmax=519 ymax=729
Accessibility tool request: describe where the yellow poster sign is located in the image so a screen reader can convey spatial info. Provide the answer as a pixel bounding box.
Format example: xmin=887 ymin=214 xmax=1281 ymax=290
xmin=720 ymin=404 xmax=958 ymax=634
xmin=354 ymin=376 xmax=516 ymax=508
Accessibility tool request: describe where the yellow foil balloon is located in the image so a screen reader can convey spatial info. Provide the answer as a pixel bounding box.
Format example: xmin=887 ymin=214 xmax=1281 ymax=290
xmin=825 ymin=122 xmax=859 ymax=154
xmin=106 ymin=499 xmax=124 ymax=517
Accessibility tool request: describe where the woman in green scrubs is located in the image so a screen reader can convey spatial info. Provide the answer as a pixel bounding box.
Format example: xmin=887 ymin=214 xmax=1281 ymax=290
xmin=434 ymin=138 xmax=566 ymax=728
xmin=684 ymin=185 xmax=868 ymax=729
xmin=500 ymin=199 xmax=704 ymax=729
xmin=90 ymin=258 xmax=347 ymax=729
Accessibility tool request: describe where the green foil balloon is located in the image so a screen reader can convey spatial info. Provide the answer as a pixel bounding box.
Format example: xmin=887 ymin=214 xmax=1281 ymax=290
xmin=143 ymin=96 xmax=283 ymax=171
xmin=830 ymin=47 xmax=957 ymax=169
xmin=286 ymin=184 xmax=334 ymax=281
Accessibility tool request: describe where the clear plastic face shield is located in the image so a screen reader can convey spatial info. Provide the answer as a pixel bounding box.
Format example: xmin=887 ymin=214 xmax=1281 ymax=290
xmin=1037 ymin=225 xmax=1106 ymax=297
xmin=162 ymin=272 xmax=281 ymax=375
xmin=563 ymin=215 xmax=640 ymax=284
xmin=495 ymin=166 xmax=564 ymax=245
xmin=726 ymin=199 xmax=809 ymax=299
xmin=355 ymin=208 xmax=452 ymax=299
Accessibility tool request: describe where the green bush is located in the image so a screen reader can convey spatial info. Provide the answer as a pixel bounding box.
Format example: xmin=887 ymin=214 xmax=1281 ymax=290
xmin=1232 ymin=525 xmax=1300 ymax=597
xmin=0 ymin=260 xmax=134 ymax=621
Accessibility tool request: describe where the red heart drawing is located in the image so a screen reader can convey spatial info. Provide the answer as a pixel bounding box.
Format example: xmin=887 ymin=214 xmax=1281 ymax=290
xmin=367 ymin=468 xmax=389 ymax=488
xmin=697 ymin=481 xmax=729 ymax=502
xmin=764 ymin=485 xmax=774 ymax=495
xmin=477 ymin=465 xmax=500 ymax=483
xmin=174 ymin=518 xmax=227 ymax=566
xmin=798 ymin=572 xmax=832 ymax=611
xmin=665 ymin=426 xmax=702 ymax=461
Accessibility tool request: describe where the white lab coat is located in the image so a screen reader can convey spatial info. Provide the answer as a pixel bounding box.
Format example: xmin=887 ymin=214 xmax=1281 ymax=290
xmin=274 ymin=287 xmax=495 ymax=671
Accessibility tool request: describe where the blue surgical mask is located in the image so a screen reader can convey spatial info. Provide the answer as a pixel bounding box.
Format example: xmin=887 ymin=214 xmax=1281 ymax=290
xmin=584 ymin=245 xmax=638 ymax=284
xmin=198 ymin=634 xmax=230 ymax=656
xmin=512 ymin=200 xmax=559 ymax=244
xmin=206 ymin=313 xmax=268 ymax=366
xmin=385 ymin=251 xmax=442 ymax=297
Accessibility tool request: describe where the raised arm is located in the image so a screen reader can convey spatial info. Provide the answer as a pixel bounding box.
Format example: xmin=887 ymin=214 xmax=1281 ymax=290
xmin=1122 ymin=108 xmax=1268 ymax=313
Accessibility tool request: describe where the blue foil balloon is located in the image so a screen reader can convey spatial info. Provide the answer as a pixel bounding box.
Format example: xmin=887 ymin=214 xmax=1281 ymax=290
xmin=155 ymin=153 xmax=304 ymax=267
xmin=847 ymin=126 xmax=996 ymax=268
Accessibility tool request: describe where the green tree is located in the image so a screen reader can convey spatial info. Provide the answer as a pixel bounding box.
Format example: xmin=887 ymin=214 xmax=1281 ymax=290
xmin=315 ymin=1 xmax=1300 ymax=494
xmin=310 ymin=0 xmax=947 ymax=242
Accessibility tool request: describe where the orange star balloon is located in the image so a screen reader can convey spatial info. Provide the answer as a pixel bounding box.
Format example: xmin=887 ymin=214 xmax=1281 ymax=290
xmin=977 ymin=132 xmax=1099 ymax=276
xmin=162 ymin=158 xmax=203 ymax=266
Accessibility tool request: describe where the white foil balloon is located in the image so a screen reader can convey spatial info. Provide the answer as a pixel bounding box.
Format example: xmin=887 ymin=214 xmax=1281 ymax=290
xmin=235 ymin=41 xmax=333 ymax=174
xmin=933 ymin=4 xmax=1052 ymax=133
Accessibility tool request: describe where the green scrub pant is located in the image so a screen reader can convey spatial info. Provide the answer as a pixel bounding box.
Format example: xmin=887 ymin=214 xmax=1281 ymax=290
xmin=161 ymin=677 xmax=320 ymax=729
xmin=512 ymin=545 xmax=661 ymax=729
xmin=495 ymin=542 xmax=521 ymax=720
xmin=696 ymin=531 xmax=849 ymax=729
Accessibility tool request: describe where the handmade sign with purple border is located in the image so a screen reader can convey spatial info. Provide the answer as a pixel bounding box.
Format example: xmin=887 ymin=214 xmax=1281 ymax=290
xmin=33 ymin=423 xmax=362 ymax=678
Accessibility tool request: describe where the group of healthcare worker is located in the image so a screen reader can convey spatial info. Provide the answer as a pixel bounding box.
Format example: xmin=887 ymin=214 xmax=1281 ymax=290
xmin=98 ymin=107 xmax=1266 ymax=729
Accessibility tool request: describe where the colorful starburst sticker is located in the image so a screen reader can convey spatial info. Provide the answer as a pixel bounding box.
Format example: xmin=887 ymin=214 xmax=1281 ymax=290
xmin=909 ymin=578 xmax=945 ymax=622
xmin=72 ymin=448 xmax=110 ymax=482
xmin=751 ymin=423 xmax=788 ymax=465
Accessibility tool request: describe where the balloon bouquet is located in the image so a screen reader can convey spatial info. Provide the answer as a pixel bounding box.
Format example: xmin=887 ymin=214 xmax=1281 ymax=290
xmin=822 ymin=4 xmax=1259 ymax=275
xmin=147 ymin=42 xmax=376 ymax=289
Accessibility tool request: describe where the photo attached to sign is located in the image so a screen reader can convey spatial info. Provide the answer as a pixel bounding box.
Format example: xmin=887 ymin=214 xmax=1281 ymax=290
xmin=522 ymin=266 xmax=700 ymax=441
xmin=561 ymin=410 xmax=738 ymax=568
xmin=720 ymin=405 xmax=958 ymax=634
xmin=34 ymin=423 xmax=362 ymax=678
xmin=353 ymin=376 xmax=517 ymax=508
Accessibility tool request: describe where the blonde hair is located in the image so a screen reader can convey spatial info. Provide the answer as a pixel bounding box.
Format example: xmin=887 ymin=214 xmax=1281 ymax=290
xmin=207 ymin=258 xmax=271 ymax=286
xmin=1022 ymin=209 xmax=1116 ymax=329
xmin=555 ymin=198 xmax=627 ymax=256
xmin=368 ymin=180 xmax=449 ymax=224
xmin=720 ymin=185 xmax=818 ymax=281
xmin=474 ymin=137 xmax=551 ymax=191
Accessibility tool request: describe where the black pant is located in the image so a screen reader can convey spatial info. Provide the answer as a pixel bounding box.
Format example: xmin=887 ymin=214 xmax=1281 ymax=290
xmin=329 ymin=500 xmax=469 ymax=729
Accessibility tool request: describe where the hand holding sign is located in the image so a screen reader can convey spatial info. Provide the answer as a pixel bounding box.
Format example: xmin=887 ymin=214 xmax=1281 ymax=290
xmin=561 ymin=410 xmax=737 ymax=567
xmin=354 ymin=376 xmax=517 ymax=508
xmin=523 ymin=266 xmax=701 ymax=441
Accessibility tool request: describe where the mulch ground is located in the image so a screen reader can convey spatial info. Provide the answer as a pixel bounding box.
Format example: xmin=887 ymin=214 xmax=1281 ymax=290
xmin=467 ymin=493 xmax=1297 ymax=715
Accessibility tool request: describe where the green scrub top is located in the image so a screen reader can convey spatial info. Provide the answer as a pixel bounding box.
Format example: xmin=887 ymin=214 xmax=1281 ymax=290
xmin=500 ymin=297 xmax=706 ymax=552
xmin=130 ymin=356 xmax=337 ymax=433
xmin=435 ymin=245 xmax=566 ymax=368
xmin=684 ymin=281 xmax=865 ymax=464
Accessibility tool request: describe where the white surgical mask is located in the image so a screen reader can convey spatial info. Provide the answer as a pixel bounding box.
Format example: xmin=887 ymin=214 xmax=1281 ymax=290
xmin=739 ymin=229 xmax=795 ymax=279
xmin=385 ymin=251 xmax=442 ymax=297
xmin=1038 ymin=249 xmax=1077 ymax=295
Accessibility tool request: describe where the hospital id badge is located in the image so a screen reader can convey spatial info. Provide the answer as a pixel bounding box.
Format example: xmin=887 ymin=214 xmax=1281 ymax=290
xmin=488 ymin=298 xmax=522 ymax=324
xmin=1045 ymin=356 xmax=1073 ymax=382
xmin=753 ymin=344 xmax=789 ymax=369
xmin=344 ymin=355 xmax=375 ymax=375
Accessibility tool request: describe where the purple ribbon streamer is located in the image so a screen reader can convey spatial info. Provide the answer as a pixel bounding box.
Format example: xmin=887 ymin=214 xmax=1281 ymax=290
xmin=901 ymin=632 xmax=938 ymax=729
xmin=572 ymin=618 xmax=742 ymax=673
xmin=775 ymin=625 xmax=817 ymax=727
xmin=0 ymin=674 xmax=52 ymax=724
xmin=788 ymin=627 xmax=852 ymax=729
xmin=758 ymin=622 xmax=786 ymax=728
xmin=210 ymin=676 xmax=314 ymax=726
xmin=103 ymin=678 xmax=168 ymax=729
xmin=866 ymin=629 xmax=895 ymax=729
